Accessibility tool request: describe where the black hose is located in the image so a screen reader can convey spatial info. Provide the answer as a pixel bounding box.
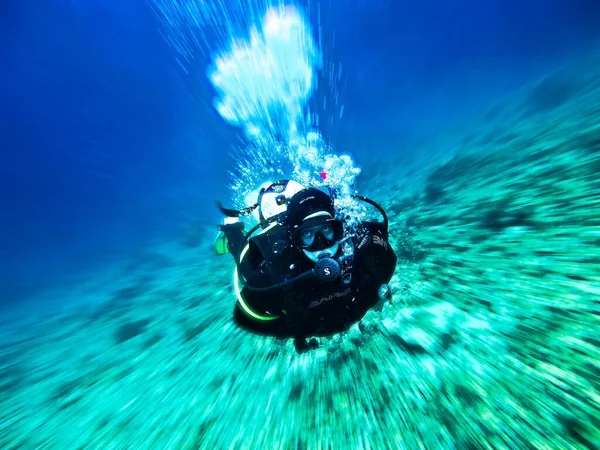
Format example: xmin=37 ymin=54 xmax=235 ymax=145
xmin=352 ymin=195 xmax=389 ymax=228
xmin=217 ymin=201 xmax=258 ymax=218
xmin=240 ymin=269 xmax=315 ymax=293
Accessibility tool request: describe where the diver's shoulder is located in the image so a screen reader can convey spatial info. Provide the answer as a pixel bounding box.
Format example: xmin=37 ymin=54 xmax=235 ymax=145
xmin=358 ymin=220 xmax=387 ymax=235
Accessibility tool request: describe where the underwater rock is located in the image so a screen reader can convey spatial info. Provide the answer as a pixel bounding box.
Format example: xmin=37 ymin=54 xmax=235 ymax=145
xmin=114 ymin=319 xmax=151 ymax=344
xmin=181 ymin=220 xmax=207 ymax=248
xmin=393 ymin=326 xmax=438 ymax=354
xmin=526 ymin=72 xmax=582 ymax=116
xmin=382 ymin=302 xmax=460 ymax=355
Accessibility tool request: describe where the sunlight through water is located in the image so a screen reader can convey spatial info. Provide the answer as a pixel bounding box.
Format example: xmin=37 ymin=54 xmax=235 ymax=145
xmin=152 ymin=0 xmax=361 ymax=215
xmin=207 ymin=4 xmax=362 ymax=220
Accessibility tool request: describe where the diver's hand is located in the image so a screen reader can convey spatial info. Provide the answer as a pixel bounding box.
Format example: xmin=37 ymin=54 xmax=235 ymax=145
xmin=378 ymin=284 xmax=391 ymax=300
xmin=218 ymin=217 xmax=244 ymax=232
xmin=294 ymin=336 xmax=319 ymax=354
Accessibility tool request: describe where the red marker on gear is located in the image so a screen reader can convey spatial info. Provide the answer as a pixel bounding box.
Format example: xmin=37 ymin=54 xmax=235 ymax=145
xmin=319 ymin=169 xmax=328 ymax=181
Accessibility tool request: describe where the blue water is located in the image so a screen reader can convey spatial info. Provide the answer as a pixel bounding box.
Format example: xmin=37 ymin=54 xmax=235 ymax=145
xmin=1 ymin=0 xmax=600 ymax=308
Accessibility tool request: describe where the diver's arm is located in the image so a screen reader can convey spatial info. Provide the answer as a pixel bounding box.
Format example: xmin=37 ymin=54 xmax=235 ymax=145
xmin=352 ymin=221 xmax=397 ymax=307
xmin=233 ymin=237 xmax=290 ymax=328
xmin=221 ymin=221 xmax=285 ymax=316
xmin=219 ymin=221 xmax=246 ymax=260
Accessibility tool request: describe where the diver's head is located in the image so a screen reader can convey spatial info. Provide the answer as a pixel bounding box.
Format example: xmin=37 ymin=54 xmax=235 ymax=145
xmin=286 ymin=188 xmax=343 ymax=263
xmin=296 ymin=218 xmax=342 ymax=262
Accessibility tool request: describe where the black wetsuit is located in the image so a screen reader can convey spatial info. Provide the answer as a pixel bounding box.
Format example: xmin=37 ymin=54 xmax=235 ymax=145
xmin=222 ymin=220 xmax=397 ymax=338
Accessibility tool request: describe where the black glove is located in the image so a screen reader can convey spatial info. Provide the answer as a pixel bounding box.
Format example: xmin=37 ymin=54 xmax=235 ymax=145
xmin=218 ymin=221 xmax=245 ymax=232
xmin=218 ymin=221 xmax=246 ymax=258
xmin=294 ymin=337 xmax=319 ymax=354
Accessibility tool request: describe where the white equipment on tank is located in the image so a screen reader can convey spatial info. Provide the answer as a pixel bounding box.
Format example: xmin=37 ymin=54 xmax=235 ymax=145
xmin=256 ymin=180 xmax=305 ymax=221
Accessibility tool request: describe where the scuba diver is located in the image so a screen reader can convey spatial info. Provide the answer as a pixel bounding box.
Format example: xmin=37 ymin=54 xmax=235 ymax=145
xmin=215 ymin=180 xmax=397 ymax=352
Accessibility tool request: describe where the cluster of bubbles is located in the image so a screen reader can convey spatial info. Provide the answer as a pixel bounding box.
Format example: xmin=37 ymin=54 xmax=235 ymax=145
xmin=209 ymin=6 xmax=318 ymax=142
xmin=207 ymin=5 xmax=362 ymax=221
